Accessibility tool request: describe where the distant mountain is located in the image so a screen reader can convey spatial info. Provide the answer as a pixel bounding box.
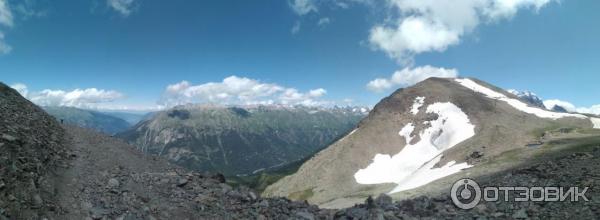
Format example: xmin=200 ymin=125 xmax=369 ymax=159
xmin=116 ymin=104 xmax=368 ymax=176
xmin=43 ymin=106 xmax=131 ymax=135
xmin=265 ymin=78 xmax=600 ymax=208
xmin=551 ymin=105 xmax=568 ymax=113
xmin=507 ymin=89 xmax=545 ymax=108
xmin=100 ymin=111 xmax=148 ymax=125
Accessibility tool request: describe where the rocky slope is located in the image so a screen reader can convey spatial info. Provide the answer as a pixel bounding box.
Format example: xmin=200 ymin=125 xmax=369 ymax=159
xmin=0 ymin=83 xmax=70 ymax=219
xmin=264 ymin=77 xmax=600 ymax=208
xmin=43 ymin=106 xmax=131 ymax=135
xmin=117 ymin=104 xmax=366 ymax=176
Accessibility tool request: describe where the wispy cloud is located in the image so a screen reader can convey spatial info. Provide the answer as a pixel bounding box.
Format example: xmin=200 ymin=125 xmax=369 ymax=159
xmin=107 ymin=0 xmax=136 ymax=17
xmin=290 ymin=0 xmax=318 ymax=16
xmin=0 ymin=0 xmax=13 ymax=55
xmin=13 ymin=0 xmax=47 ymax=20
xmin=291 ymin=21 xmax=301 ymax=34
xmin=159 ymin=76 xmax=329 ymax=107
xmin=317 ymin=17 xmax=330 ymax=27
xmin=0 ymin=32 xmax=10 ymax=54
xmin=367 ymin=65 xmax=458 ymax=92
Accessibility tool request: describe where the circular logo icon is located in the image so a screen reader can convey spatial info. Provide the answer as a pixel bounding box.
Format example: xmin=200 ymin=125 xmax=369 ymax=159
xmin=451 ymin=178 xmax=481 ymax=209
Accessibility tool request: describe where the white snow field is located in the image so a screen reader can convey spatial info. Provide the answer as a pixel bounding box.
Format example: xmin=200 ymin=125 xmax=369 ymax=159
xmin=410 ymin=97 xmax=425 ymax=115
xmin=454 ymin=78 xmax=588 ymax=120
xmin=354 ymin=101 xmax=475 ymax=193
xmin=591 ymin=118 xmax=600 ymax=129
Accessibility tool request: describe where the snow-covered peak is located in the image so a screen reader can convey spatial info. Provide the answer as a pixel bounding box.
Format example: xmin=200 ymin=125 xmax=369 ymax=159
xmin=507 ymin=89 xmax=545 ymax=108
xmin=455 ymin=79 xmax=587 ymax=120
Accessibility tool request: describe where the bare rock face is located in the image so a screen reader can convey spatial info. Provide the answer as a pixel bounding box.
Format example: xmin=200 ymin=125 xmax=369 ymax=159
xmin=264 ymin=77 xmax=594 ymax=208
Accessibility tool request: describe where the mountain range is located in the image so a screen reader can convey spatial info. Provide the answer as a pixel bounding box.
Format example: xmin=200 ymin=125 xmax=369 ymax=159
xmin=116 ymin=104 xmax=368 ymax=176
xmin=42 ymin=106 xmax=140 ymax=135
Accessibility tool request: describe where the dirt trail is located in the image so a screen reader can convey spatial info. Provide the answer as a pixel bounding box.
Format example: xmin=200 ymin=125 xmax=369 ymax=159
xmin=45 ymin=125 xmax=327 ymax=220
xmin=49 ymin=125 xmax=191 ymax=219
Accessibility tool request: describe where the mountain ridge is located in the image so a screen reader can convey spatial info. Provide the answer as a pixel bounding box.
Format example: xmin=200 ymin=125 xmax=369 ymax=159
xmin=263 ymin=77 xmax=599 ymax=208
xmin=116 ymin=103 xmax=368 ymax=176
xmin=42 ymin=106 xmax=132 ymax=135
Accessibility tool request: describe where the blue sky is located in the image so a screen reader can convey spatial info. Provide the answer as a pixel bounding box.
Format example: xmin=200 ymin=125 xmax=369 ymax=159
xmin=0 ymin=0 xmax=598 ymax=113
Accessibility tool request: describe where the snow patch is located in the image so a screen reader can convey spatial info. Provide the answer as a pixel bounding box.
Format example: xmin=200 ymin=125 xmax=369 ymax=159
xmin=455 ymin=79 xmax=587 ymax=120
xmin=410 ymin=97 xmax=425 ymax=115
xmin=591 ymin=118 xmax=600 ymax=129
xmin=398 ymin=123 xmax=415 ymax=144
xmin=348 ymin=128 xmax=358 ymax=136
xmin=339 ymin=128 xmax=358 ymax=142
xmin=354 ymin=102 xmax=475 ymax=193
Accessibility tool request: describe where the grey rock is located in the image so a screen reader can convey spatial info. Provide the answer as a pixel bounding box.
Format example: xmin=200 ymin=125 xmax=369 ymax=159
xmin=512 ymin=208 xmax=528 ymax=219
xmin=177 ymin=178 xmax=188 ymax=187
xmin=294 ymin=211 xmax=315 ymax=220
xmin=108 ymin=178 xmax=120 ymax=188
xmin=89 ymin=207 xmax=109 ymax=219
xmin=1 ymin=134 xmax=17 ymax=142
xmin=375 ymin=194 xmax=393 ymax=207
xmin=32 ymin=193 xmax=43 ymax=207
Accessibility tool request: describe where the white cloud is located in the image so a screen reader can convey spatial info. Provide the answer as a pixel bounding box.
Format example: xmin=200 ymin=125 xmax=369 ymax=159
xmin=107 ymin=0 xmax=136 ymax=17
xmin=578 ymin=105 xmax=600 ymax=115
xmin=308 ymin=88 xmax=327 ymax=97
xmin=317 ymin=17 xmax=331 ymax=27
xmin=367 ymin=65 xmax=458 ymax=92
xmin=543 ymin=99 xmax=577 ymax=112
xmin=10 ymin=83 xmax=28 ymax=97
xmin=369 ymin=0 xmax=555 ymax=63
xmin=160 ymin=76 xmax=329 ymax=107
xmin=366 ymin=78 xmax=393 ymax=92
xmin=10 ymin=83 xmax=125 ymax=109
xmin=543 ymin=99 xmax=600 ymax=115
xmin=290 ymin=0 xmax=318 ymax=15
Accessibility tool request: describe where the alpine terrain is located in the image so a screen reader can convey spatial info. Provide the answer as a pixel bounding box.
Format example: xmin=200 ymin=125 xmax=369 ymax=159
xmin=3 ymin=80 xmax=600 ymax=219
xmin=117 ymin=104 xmax=367 ymax=176
xmin=264 ymin=77 xmax=600 ymax=209
xmin=43 ymin=106 xmax=132 ymax=135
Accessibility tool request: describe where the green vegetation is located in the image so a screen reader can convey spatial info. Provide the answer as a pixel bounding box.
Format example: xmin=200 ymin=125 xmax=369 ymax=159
xmin=288 ymin=188 xmax=315 ymax=201
xmin=118 ymin=105 xmax=366 ymax=176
